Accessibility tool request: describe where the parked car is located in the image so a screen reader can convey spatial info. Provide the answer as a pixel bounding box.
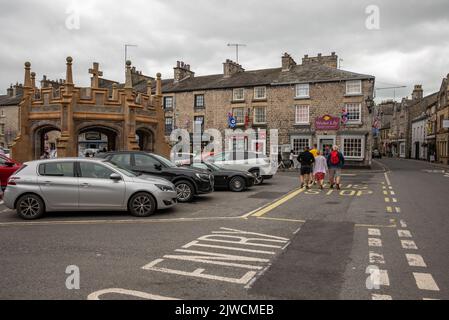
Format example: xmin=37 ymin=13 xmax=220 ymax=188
xmin=184 ymin=161 xmax=255 ymax=192
xmin=0 ymin=154 xmax=22 ymax=190
xmin=3 ymin=158 xmax=177 ymax=220
xmin=96 ymin=151 xmax=214 ymax=202
xmin=204 ymin=151 xmax=273 ymax=185
xmin=372 ymin=149 xmax=382 ymax=159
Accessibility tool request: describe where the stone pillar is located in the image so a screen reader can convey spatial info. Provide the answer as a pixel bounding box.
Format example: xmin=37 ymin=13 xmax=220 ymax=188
xmin=10 ymin=62 xmax=33 ymax=162
xmin=58 ymin=57 xmax=75 ymax=158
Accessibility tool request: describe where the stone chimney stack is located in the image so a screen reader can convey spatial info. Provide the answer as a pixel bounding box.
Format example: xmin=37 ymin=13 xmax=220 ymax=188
xmin=223 ymin=59 xmax=244 ymax=78
xmin=7 ymin=84 xmax=13 ymax=97
xmin=302 ymin=52 xmax=338 ymax=68
xmin=281 ymin=52 xmax=296 ymax=71
xmin=174 ymin=61 xmax=195 ymax=83
xmin=412 ymin=84 xmax=423 ymax=101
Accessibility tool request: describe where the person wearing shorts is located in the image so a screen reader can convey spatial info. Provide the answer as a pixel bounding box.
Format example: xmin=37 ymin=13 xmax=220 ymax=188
xmin=313 ymin=150 xmax=328 ymax=190
xmin=326 ymin=145 xmax=345 ymax=190
xmin=298 ymin=146 xmax=315 ymax=189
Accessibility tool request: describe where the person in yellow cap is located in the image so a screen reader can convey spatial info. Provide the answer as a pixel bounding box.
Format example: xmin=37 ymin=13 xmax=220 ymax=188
xmin=309 ymin=144 xmax=319 ymax=185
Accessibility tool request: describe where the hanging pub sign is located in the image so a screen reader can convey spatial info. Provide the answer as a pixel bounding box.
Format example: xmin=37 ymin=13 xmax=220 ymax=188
xmin=227 ymin=112 xmax=237 ymax=128
xmin=315 ymin=115 xmax=340 ymax=130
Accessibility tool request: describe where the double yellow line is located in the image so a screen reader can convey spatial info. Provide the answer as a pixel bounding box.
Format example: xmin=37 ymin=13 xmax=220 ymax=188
xmin=244 ymin=187 xmax=306 ymax=218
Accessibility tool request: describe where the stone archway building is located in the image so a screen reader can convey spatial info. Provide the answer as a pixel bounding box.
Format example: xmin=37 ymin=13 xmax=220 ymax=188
xmin=11 ymin=58 xmax=170 ymax=162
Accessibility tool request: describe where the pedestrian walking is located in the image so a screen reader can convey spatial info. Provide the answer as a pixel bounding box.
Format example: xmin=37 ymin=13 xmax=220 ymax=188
xmin=40 ymin=151 xmax=50 ymax=159
xmin=313 ymin=150 xmax=328 ymax=190
xmin=289 ymin=150 xmax=295 ymax=169
xmin=309 ymin=144 xmax=318 ymax=184
xmin=326 ymin=145 xmax=345 ymax=190
xmin=298 ymin=146 xmax=315 ymax=189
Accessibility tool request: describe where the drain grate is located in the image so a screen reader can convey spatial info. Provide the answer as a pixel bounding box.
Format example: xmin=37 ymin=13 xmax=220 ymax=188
xmin=248 ymin=192 xmax=287 ymax=199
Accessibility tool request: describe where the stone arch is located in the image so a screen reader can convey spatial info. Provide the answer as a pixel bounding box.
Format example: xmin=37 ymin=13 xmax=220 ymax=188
xmin=136 ymin=126 xmax=155 ymax=152
xmin=31 ymin=122 xmax=62 ymax=159
xmin=75 ymin=122 xmax=124 ymax=155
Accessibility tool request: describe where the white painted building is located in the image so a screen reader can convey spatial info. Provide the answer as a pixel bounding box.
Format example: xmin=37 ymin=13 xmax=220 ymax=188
xmin=411 ymin=115 xmax=427 ymax=160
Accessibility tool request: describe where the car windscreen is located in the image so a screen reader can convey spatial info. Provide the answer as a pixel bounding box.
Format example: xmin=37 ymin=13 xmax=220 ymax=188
xmin=152 ymin=154 xmax=176 ymax=168
xmin=104 ymin=161 xmax=137 ymax=177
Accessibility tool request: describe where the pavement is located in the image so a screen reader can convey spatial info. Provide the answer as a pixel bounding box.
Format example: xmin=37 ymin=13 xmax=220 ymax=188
xmin=0 ymin=158 xmax=448 ymax=300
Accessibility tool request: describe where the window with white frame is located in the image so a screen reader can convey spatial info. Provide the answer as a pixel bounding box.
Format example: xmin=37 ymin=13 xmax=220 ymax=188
xmin=194 ymin=94 xmax=205 ymax=108
xmin=342 ymin=136 xmax=364 ymax=159
xmin=254 ymin=86 xmax=266 ymax=100
xmin=295 ymin=105 xmax=309 ymax=124
xmin=232 ymin=107 xmax=245 ymax=124
xmin=345 ymin=103 xmax=362 ymax=123
xmin=165 ymin=117 xmax=173 ymax=135
xmin=295 ymin=83 xmax=309 ymax=98
xmin=291 ymin=137 xmax=310 ymax=154
xmin=346 ymin=80 xmax=362 ymax=95
xmin=233 ymin=88 xmax=244 ymax=101
xmin=253 ymin=106 xmax=266 ymax=124
xmin=163 ymin=96 xmax=173 ymax=109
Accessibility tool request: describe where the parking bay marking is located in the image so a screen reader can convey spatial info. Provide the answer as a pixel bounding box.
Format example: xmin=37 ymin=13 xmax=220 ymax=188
xmin=142 ymin=227 xmax=289 ymax=285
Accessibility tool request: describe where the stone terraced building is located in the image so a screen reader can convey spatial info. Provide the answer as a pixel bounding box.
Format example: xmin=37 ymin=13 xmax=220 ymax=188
xmin=160 ymin=53 xmax=375 ymax=167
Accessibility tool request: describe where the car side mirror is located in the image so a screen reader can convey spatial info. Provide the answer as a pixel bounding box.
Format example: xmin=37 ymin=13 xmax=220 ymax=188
xmin=110 ymin=173 xmax=122 ymax=181
xmin=5 ymin=162 xmax=15 ymax=167
xmin=154 ymin=164 xmax=162 ymax=171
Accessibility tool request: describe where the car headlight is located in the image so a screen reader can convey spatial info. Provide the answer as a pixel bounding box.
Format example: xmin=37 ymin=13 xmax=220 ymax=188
xmin=156 ymin=184 xmax=174 ymax=192
xmin=195 ymin=173 xmax=210 ymax=181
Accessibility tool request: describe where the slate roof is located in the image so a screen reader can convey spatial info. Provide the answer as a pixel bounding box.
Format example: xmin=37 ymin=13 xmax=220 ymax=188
xmin=0 ymin=93 xmax=22 ymax=106
xmin=159 ymin=63 xmax=374 ymax=93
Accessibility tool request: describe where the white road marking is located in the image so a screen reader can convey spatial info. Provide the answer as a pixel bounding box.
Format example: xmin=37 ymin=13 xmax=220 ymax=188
xmin=87 ymin=288 xmax=180 ymax=300
xmin=212 ymin=228 xmax=290 ymax=241
xmin=197 ymin=234 xmax=285 ymax=248
xmin=372 ymin=294 xmax=392 ymax=300
xmin=400 ymin=220 xmax=407 ymax=228
xmin=368 ymin=238 xmax=382 ymax=247
xmin=142 ymin=258 xmax=258 ymax=285
xmin=369 ymin=252 xmax=385 ymax=264
xmin=406 ymin=254 xmax=427 ymax=267
xmin=390 ymin=191 xmax=395 ymax=195
xmin=401 ymin=240 xmax=418 ymax=250
xmin=368 ymin=228 xmax=381 ymax=236
xmin=379 ymin=270 xmax=390 ymax=286
xmin=397 ymin=230 xmax=412 ymax=238
xmin=386 ymin=206 xmax=393 ymax=213
xmin=182 ymin=241 xmax=276 ymax=255
xmin=293 ymin=227 xmax=301 ymax=235
xmin=395 ymin=207 xmax=401 ymax=213
xmin=413 ymin=273 xmax=440 ymax=291
xmin=392 ymin=198 xmax=398 ymax=203
xmin=384 ymin=172 xmax=391 ymax=186
xmin=383 ymin=191 xmax=388 ymax=195
xmin=385 ymin=198 xmax=390 ymax=203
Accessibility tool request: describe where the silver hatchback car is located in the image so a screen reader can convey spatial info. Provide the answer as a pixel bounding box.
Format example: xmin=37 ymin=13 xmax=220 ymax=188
xmin=3 ymin=158 xmax=178 ymax=220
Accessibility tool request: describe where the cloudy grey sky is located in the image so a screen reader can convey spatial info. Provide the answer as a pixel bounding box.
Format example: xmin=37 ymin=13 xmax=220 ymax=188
xmin=1 ymin=0 xmax=448 ymax=101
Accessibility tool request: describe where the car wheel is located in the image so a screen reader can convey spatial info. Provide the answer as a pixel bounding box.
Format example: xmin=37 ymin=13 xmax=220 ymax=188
xmin=128 ymin=192 xmax=156 ymax=217
xmin=175 ymin=180 xmax=195 ymax=202
xmin=16 ymin=194 xmax=45 ymax=220
xmin=250 ymin=170 xmax=264 ymax=185
xmin=229 ymin=176 xmax=246 ymax=192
